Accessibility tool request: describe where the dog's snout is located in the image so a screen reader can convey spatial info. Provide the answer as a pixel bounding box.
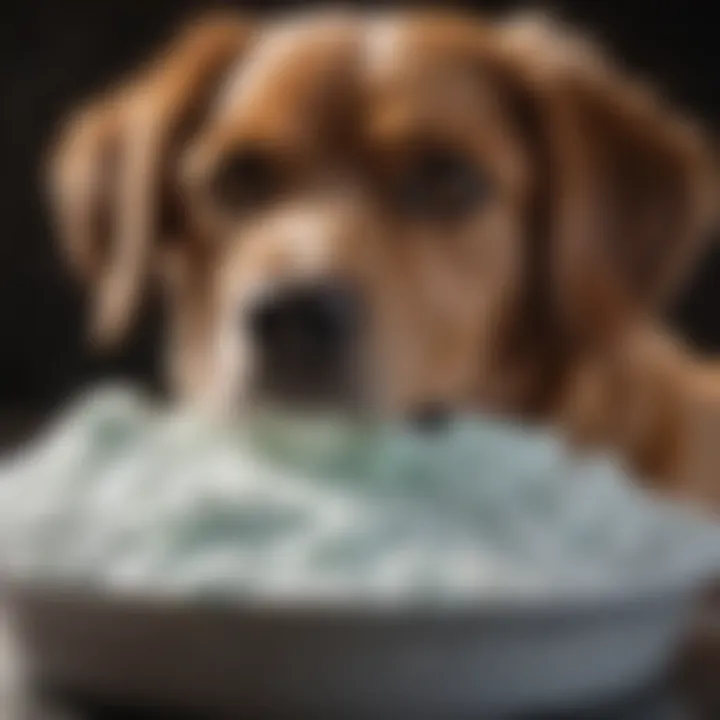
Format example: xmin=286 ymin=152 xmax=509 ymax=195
xmin=249 ymin=283 xmax=360 ymax=367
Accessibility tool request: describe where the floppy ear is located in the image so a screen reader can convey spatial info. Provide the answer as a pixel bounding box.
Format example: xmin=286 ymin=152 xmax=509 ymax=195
xmin=499 ymin=15 xmax=718 ymax=342
xmin=46 ymin=14 xmax=253 ymax=348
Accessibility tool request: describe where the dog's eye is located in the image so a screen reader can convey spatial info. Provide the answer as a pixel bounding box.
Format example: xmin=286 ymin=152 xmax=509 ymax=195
xmin=394 ymin=148 xmax=489 ymax=220
xmin=211 ymin=149 xmax=279 ymax=212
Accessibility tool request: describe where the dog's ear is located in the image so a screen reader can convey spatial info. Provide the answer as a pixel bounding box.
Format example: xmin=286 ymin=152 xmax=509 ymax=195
xmin=46 ymin=14 xmax=254 ymax=348
xmin=498 ymin=15 xmax=718 ymax=342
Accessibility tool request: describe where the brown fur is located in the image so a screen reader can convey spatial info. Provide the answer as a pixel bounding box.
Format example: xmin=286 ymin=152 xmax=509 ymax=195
xmin=46 ymin=10 xmax=719 ymax=508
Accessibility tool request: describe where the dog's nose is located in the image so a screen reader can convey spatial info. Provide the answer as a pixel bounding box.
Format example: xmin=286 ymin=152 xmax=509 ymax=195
xmin=249 ymin=283 xmax=360 ymax=369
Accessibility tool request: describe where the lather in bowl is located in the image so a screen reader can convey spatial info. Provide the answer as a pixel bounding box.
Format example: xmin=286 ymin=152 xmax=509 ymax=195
xmin=1 ymin=387 xmax=718 ymax=716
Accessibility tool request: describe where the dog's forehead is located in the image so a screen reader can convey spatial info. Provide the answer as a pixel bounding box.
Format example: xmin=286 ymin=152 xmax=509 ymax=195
xmin=363 ymin=17 xmax=502 ymax=136
xmin=364 ymin=18 xmax=440 ymax=80
xmin=198 ymin=13 xmax=507 ymax=160
xmin=213 ymin=15 xmax=481 ymax=116
xmin=364 ymin=15 xmax=491 ymax=78
xmin=215 ymin=14 xmax=361 ymax=118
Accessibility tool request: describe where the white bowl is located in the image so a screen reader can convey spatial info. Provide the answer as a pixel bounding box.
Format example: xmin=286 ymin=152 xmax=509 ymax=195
xmin=2 ymin=581 xmax=705 ymax=717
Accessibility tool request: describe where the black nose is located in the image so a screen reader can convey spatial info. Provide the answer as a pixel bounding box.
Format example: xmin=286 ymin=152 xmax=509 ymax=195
xmin=249 ymin=283 xmax=360 ymax=370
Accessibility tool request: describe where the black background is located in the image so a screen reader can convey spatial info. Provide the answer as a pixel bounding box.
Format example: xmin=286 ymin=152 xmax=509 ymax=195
xmin=3 ymin=0 xmax=719 ymax=412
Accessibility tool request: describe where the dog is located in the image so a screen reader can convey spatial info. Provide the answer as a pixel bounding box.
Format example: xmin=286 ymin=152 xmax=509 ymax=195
xmin=46 ymin=9 xmax=719 ymax=508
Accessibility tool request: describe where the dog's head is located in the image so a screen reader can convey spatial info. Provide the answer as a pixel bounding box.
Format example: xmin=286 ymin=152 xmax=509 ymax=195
xmin=47 ymin=10 xmax=717 ymax=419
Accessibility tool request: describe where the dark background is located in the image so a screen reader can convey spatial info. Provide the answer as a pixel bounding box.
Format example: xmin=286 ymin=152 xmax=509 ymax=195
xmin=3 ymin=0 xmax=719 ymax=413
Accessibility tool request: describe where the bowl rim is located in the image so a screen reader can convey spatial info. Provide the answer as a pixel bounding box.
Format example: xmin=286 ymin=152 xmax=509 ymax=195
xmin=2 ymin=569 xmax=712 ymax=625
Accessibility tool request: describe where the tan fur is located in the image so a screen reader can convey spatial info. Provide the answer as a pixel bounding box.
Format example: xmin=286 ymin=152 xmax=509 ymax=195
xmin=46 ymin=10 xmax=719 ymax=508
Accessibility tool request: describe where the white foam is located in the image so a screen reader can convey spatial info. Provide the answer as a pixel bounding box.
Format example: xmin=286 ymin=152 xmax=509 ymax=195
xmin=0 ymin=385 xmax=718 ymax=604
